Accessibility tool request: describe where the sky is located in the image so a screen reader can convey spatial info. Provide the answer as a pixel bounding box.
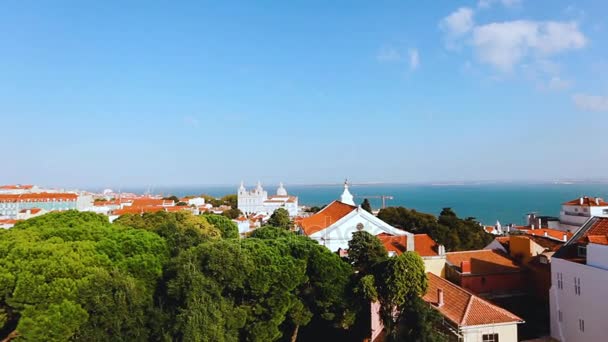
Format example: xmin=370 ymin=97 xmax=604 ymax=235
xmin=1 ymin=0 xmax=608 ymax=188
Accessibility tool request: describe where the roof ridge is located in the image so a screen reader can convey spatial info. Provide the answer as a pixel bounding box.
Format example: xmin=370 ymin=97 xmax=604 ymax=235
xmin=461 ymin=293 xmax=475 ymax=326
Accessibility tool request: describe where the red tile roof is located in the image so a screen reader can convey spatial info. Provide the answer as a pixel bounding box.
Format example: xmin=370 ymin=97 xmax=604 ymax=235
xmin=519 ymin=228 xmax=573 ymax=242
xmin=582 ymin=218 xmax=608 ymax=246
xmin=377 ymin=233 xmax=440 ymax=257
xmin=563 ymin=196 xmax=608 ymax=206
xmin=19 ymin=208 xmax=42 ymax=214
xmin=423 ymin=273 xmax=523 ymax=327
xmin=0 ymin=193 xmax=78 ymax=202
xmin=0 ymin=184 xmax=33 ymax=190
xmin=0 ymin=219 xmax=18 ymax=224
xmin=297 ymin=201 xmax=356 ymax=235
xmin=112 ymin=206 xmax=166 ymax=215
xmin=164 ymin=206 xmax=191 ymax=212
xmin=446 ymin=250 xmax=521 ymax=275
xmin=131 ymin=198 xmax=173 ymax=207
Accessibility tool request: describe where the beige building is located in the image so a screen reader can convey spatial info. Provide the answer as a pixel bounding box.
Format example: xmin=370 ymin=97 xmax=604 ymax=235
xmin=423 ymin=273 xmax=524 ymax=342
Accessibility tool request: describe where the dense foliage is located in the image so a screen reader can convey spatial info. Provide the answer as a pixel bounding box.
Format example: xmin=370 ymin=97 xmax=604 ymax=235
xmin=0 ymin=209 xmax=449 ymax=341
xmin=0 ymin=211 xmax=169 ymax=341
xmin=377 ymin=206 xmax=494 ymax=251
xmin=361 ymin=199 xmax=373 ymax=213
xmin=266 ymin=208 xmax=292 ymax=230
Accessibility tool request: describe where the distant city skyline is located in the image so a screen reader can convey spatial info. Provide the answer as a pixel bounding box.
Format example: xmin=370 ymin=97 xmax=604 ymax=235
xmin=2 ymin=0 xmax=607 ymax=187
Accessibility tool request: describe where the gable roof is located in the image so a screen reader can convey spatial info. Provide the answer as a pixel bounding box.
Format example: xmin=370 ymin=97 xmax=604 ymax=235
xmin=423 ymin=273 xmax=523 ymax=327
xmin=446 ymin=249 xmax=521 ymax=275
xmin=517 ymin=228 xmax=572 ymax=242
xmin=297 ymin=201 xmax=357 ymax=235
xmin=377 ymin=233 xmax=439 ymax=257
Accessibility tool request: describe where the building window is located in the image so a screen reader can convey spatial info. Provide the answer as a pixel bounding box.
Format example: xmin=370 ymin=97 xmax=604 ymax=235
xmin=578 ymin=246 xmax=587 ymax=257
xmin=558 ymin=310 xmax=563 ymax=322
xmin=482 ymin=333 xmax=499 ymax=342
xmin=574 ymin=277 xmax=581 ymax=295
xmin=579 ymin=319 xmax=585 ymax=332
xmin=557 ymin=273 xmax=563 ymax=290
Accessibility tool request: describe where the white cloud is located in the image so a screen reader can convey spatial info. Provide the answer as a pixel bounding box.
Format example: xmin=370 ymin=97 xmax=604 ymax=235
xmin=376 ymin=46 xmax=401 ymax=62
xmin=471 ymin=21 xmax=586 ymax=71
xmin=409 ymin=49 xmax=420 ymax=70
xmin=573 ymin=94 xmax=608 ymax=112
xmin=478 ymin=0 xmax=522 ymax=9
xmin=440 ymin=7 xmax=475 ymax=37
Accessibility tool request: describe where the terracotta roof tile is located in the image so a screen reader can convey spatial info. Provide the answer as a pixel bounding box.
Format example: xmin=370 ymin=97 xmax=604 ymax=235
xmin=423 ymin=273 xmax=523 ymax=327
xmin=446 ymin=250 xmax=521 ymax=275
xmin=0 ymin=184 xmax=33 ymax=190
xmin=297 ymin=201 xmax=356 ymax=235
xmin=377 ymin=234 xmax=439 ymax=257
xmin=0 ymin=193 xmax=78 ymax=202
xmin=563 ymin=196 xmax=608 ymax=206
xmin=518 ymin=228 xmax=572 ymax=242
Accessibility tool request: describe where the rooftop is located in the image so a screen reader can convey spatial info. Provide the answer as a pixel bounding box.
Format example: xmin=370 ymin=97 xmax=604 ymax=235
xmin=377 ymin=233 xmax=440 ymax=257
xmin=423 ymin=272 xmax=523 ymax=327
xmin=446 ymin=249 xmax=522 ymax=275
xmin=563 ymin=196 xmax=608 ymax=207
xmin=297 ymin=200 xmax=357 ymax=235
xmin=0 ymin=193 xmax=78 ymax=202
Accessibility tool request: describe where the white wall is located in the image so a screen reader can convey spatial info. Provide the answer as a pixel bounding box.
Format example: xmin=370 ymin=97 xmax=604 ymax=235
xmin=461 ymin=323 xmax=518 ymax=342
xmin=550 ymin=257 xmax=608 ymax=342
xmin=587 ymin=243 xmax=608 ymax=270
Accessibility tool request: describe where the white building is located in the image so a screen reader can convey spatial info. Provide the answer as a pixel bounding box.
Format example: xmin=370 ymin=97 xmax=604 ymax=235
xmin=550 ymin=216 xmax=608 ymax=342
xmin=237 ymin=181 xmax=298 ymax=217
xmin=296 ymin=182 xmax=409 ymax=252
xmin=558 ymin=196 xmax=608 ymax=232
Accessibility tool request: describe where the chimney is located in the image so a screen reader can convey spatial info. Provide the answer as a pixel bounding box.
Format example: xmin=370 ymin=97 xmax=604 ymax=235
xmin=544 ymin=231 xmax=548 ymax=237
xmin=406 ymin=235 xmax=415 ymax=252
xmin=438 ymin=245 xmax=446 ymax=256
xmin=596 ymin=197 xmax=601 ymax=205
xmin=461 ymin=260 xmax=471 ymax=274
xmin=437 ymin=289 xmax=444 ymax=307
xmin=538 ymin=218 xmax=542 ymax=228
xmin=580 ymin=197 xmax=584 ymax=205
xmin=563 ymin=234 xmax=568 ymax=242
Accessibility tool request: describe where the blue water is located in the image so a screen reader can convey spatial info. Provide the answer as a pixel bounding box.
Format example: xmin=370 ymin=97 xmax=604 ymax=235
xmin=112 ymin=183 xmax=608 ymax=226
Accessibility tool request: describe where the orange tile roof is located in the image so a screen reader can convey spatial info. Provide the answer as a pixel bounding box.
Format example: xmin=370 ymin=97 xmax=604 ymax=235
xmin=0 ymin=184 xmax=33 ymax=190
xmin=563 ymin=196 xmax=608 ymax=206
xmin=581 ymin=218 xmax=608 ymax=246
xmin=0 ymin=193 xmax=78 ymax=202
xmin=423 ymin=273 xmax=523 ymax=327
xmin=377 ymin=233 xmax=440 ymax=257
xmin=0 ymin=219 xmax=18 ymax=224
xmin=297 ymin=201 xmax=356 ymax=235
xmin=446 ymin=250 xmax=521 ymax=275
xmin=131 ymin=198 xmax=173 ymax=207
xmin=19 ymin=208 xmax=42 ymax=214
xmin=519 ymin=228 xmax=573 ymax=241
xmin=164 ymin=206 xmax=191 ymax=212
xmin=112 ymin=206 xmax=165 ymax=215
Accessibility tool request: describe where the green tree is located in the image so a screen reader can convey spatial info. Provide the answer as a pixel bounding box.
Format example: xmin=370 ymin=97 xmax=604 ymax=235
xmin=361 ymin=198 xmax=373 ymax=213
xmin=221 ymin=194 xmax=238 ymax=209
xmin=267 ymin=208 xmax=292 ymax=230
xmin=396 ymin=296 xmax=446 ymax=342
xmin=204 ymin=214 xmax=239 ymax=238
xmin=114 ymin=211 xmax=221 ymax=256
xmin=348 ymin=231 xmax=388 ymax=273
xmin=250 ymin=226 xmax=294 ymax=239
xmin=222 ymin=208 xmax=242 ymax=220
xmin=375 ymin=252 xmax=427 ymax=340
xmin=0 ymin=211 xmax=168 ymax=341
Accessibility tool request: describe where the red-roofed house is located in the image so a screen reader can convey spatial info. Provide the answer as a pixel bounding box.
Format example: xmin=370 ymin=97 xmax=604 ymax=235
xmin=445 ymin=250 xmax=526 ymax=296
xmin=423 ymin=273 xmax=523 ymax=342
xmin=377 ymin=233 xmax=447 ymax=277
xmin=16 ymin=208 xmax=46 ymax=220
xmin=550 ymin=217 xmax=608 ymax=342
xmin=559 ymin=196 xmax=608 ymax=231
xmin=0 ymin=193 xmax=78 ymax=217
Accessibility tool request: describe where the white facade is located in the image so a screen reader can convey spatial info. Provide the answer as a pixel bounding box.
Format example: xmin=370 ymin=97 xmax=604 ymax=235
xmin=550 ymin=254 xmax=608 ymax=342
xmin=559 ymin=197 xmax=608 ymax=231
xmin=460 ymin=323 xmax=519 ymax=342
xmin=187 ymin=197 xmax=205 ymax=206
xmin=237 ymin=181 xmax=298 ymax=216
xmin=309 ymin=206 xmax=410 ymax=252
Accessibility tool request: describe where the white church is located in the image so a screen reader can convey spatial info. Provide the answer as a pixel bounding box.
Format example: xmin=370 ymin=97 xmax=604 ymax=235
xmin=296 ymin=181 xmax=411 ymax=252
xmin=237 ymin=181 xmax=299 ymax=217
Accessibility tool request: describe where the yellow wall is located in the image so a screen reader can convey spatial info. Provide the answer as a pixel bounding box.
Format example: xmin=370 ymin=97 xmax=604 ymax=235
xmin=509 ymin=235 xmax=545 ymax=264
xmin=423 ymin=256 xmax=446 ymax=278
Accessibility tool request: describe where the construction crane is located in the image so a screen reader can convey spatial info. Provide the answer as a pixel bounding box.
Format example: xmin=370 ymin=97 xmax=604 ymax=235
xmin=354 ymin=195 xmax=394 ymax=209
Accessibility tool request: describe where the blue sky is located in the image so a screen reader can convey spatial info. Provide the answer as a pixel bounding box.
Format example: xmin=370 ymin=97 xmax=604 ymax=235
xmin=1 ymin=0 xmax=607 ymax=187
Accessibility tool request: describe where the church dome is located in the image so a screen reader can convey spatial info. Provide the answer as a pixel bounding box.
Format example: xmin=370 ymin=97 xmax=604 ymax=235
xmin=277 ymin=182 xmax=288 ymax=196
